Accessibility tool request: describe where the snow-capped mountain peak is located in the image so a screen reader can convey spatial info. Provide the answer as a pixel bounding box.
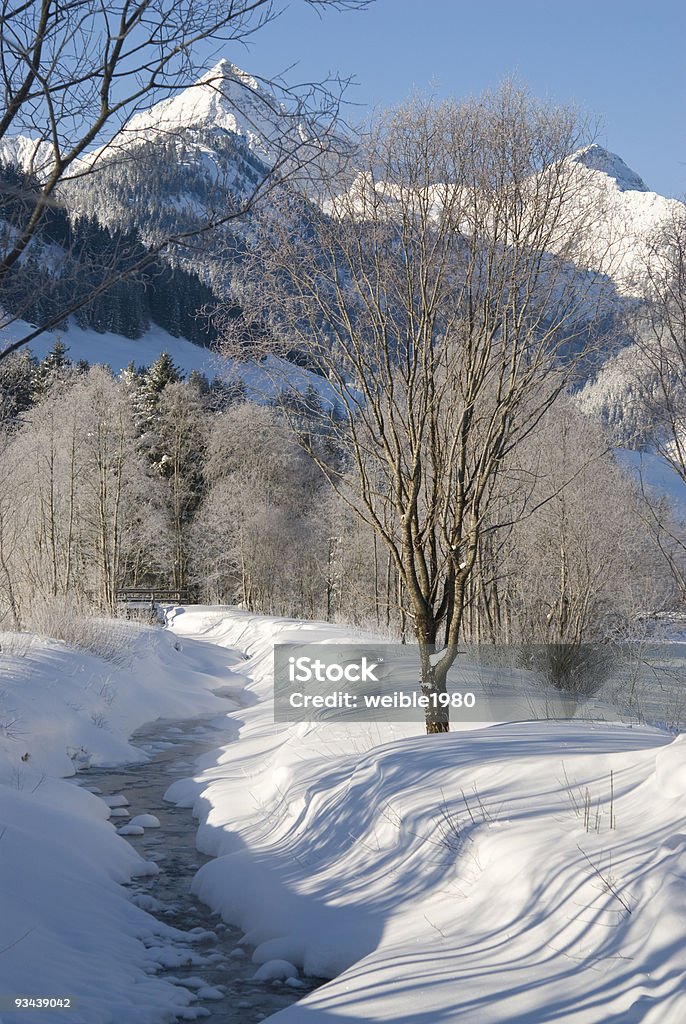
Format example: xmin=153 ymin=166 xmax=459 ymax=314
xmin=558 ymin=142 xmax=683 ymax=294
xmin=122 ymin=59 xmax=280 ymax=160
xmin=569 ymin=144 xmax=649 ymax=193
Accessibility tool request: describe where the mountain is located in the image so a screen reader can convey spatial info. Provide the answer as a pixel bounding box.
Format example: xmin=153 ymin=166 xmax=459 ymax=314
xmin=120 ymin=60 xmax=282 ymax=164
xmin=0 ymin=60 xmax=281 ymax=178
xmin=0 ymin=65 xmax=683 ymax=369
xmin=564 ymin=144 xmax=682 ymax=293
xmin=569 ymin=144 xmax=650 ymax=192
xmin=0 ymin=62 xmax=287 ymax=351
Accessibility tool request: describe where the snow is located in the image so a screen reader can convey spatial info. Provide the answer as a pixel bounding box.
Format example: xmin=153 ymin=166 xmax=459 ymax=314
xmin=2 ymin=604 xmax=686 ymax=1021
xmin=0 ymin=316 xmax=338 ymax=406
xmin=570 ymin=144 xmax=650 ymax=193
xmin=563 ymin=146 xmax=683 ymax=293
xmin=0 ymin=136 xmax=54 ymax=179
xmin=21 ymin=319 xmax=220 ymax=378
xmin=129 ymin=814 xmax=161 ymax=829
xmin=0 ymin=623 xmax=246 ymax=1023
xmin=103 ymin=794 xmax=129 ymax=808
xmin=195 ymin=986 xmax=224 ymax=1000
xmin=655 ymin=734 xmax=686 ymax=798
xmin=164 ymin=606 xmax=686 ymax=1024
xmin=0 ymin=61 xmax=279 ymax=179
xmin=121 ymin=61 xmax=280 ymax=164
xmin=252 ymin=960 xmax=299 ymax=982
xmin=333 ymin=148 xmax=683 ymax=303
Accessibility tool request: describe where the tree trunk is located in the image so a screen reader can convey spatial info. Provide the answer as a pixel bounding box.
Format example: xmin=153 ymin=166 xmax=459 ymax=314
xmin=415 ymin=615 xmax=453 ymax=733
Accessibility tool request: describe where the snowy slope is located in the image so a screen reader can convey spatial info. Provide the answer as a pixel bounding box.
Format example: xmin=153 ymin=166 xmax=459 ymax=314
xmin=0 ymin=624 xmax=247 ymax=1024
xmin=2 ymin=604 xmax=685 ymax=1022
xmin=571 ymin=144 xmax=651 ymax=193
xmin=0 ymin=136 xmax=54 ymax=178
xmin=26 ymin=320 xmax=220 ymax=378
xmin=332 ymin=143 xmax=682 ymax=298
xmin=0 ymin=60 xmax=279 ymax=177
xmin=165 ymin=607 xmax=686 ymax=1024
xmin=1 ymin=316 xmax=337 ymax=405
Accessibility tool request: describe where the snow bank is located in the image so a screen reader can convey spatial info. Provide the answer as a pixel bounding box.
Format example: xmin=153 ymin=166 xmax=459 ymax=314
xmin=0 ymin=624 xmax=242 ymax=779
xmin=0 ymin=621 xmax=243 ymax=1023
xmin=168 ymin=607 xmax=686 ymax=1023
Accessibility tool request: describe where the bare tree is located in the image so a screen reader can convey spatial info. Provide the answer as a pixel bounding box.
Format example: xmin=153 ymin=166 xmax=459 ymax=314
xmin=222 ymin=85 xmax=617 ymax=731
xmin=611 ymin=203 xmax=686 ymax=602
xmin=0 ymin=0 xmax=369 ymax=360
xmin=485 ymin=402 xmax=670 ymax=647
xmin=632 ymin=204 xmax=686 ymax=477
xmin=190 ymin=400 xmax=326 ymax=613
xmin=0 ymin=366 xmax=159 ymax=619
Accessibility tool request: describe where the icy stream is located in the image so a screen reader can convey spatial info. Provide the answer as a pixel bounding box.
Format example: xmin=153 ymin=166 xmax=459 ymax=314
xmin=76 ymin=715 xmax=323 ymax=1023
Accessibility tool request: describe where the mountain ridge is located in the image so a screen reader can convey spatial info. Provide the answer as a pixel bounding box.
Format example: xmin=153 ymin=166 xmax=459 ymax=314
xmin=1 ymin=62 xmax=683 ymax=359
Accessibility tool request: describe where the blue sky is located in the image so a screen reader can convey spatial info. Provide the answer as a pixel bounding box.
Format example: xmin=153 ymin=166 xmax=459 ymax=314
xmin=221 ymin=0 xmax=684 ymax=198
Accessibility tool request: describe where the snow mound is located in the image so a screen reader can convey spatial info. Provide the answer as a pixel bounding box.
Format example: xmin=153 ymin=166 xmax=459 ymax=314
xmin=129 ymin=813 xmax=161 ymax=828
xmin=253 ymin=960 xmax=299 ymax=982
xmin=196 ymin=986 xmax=224 ymax=999
xmin=168 ymin=606 xmax=686 ymax=1024
xmin=104 ymin=793 xmax=129 ymax=808
xmin=655 ymin=734 xmax=686 ymax=797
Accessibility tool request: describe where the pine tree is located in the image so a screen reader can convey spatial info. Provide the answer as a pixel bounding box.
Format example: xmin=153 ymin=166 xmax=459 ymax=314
xmin=188 ymin=369 xmax=210 ymax=396
xmin=33 ymin=340 xmax=72 ymax=395
xmin=0 ymin=349 xmax=38 ymax=422
xmin=144 ymin=352 xmax=183 ymax=397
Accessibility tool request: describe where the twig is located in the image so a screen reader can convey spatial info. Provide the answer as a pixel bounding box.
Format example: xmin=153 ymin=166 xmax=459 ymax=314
xmin=577 ymin=846 xmax=631 ymax=915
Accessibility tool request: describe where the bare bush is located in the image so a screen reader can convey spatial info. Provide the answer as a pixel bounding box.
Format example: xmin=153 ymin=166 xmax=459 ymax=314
xmin=24 ymin=595 xmax=140 ymax=665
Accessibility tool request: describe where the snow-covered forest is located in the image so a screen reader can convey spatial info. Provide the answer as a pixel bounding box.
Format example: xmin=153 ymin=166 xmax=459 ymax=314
xmin=1 ymin=1 xmax=686 ymax=1021
xmin=0 ymin=338 xmax=681 ymax=651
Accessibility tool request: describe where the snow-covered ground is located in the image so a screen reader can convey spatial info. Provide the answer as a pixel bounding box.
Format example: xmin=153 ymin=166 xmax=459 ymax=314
xmin=167 ymin=608 xmax=686 ymax=1024
xmin=0 ymin=316 xmax=220 ymax=378
xmin=0 ymin=624 xmax=246 ymax=1023
xmin=30 ymin=322 xmax=220 ymax=380
xmin=0 ymin=316 xmax=336 ymax=405
xmin=2 ymin=607 xmax=686 ymax=1023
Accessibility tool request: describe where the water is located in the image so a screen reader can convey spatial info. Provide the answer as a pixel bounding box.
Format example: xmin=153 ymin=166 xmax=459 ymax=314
xmin=77 ymin=716 xmax=323 ymax=1022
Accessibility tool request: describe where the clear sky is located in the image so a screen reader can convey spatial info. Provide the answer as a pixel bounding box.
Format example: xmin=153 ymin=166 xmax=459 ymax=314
xmin=219 ymin=0 xmax=685 ymax=198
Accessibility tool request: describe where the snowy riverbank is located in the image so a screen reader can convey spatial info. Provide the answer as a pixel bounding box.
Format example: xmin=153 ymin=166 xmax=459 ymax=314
xmin=1 ymin=608 xmax=686 ymax=1023
xmin=0 ymin=624 xmax=246 ymax=1023
xmin=168 ymin=607 xmax=686 ymax=1024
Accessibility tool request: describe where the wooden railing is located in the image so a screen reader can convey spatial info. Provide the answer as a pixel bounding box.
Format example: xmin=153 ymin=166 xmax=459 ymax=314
xmin=116 ymin=588 xmax=189 ymax=615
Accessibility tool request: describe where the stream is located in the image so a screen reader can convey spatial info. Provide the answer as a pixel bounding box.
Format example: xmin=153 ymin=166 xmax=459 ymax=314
xmin=74 ymin=713 xmax=323 ymax=1023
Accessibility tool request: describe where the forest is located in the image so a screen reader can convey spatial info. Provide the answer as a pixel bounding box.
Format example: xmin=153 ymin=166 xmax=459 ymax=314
xmin=0 ymin=334 xmax=680 ymax=660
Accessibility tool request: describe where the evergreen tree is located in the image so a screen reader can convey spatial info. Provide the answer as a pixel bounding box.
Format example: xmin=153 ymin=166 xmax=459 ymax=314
xmin=143 ymin=353 xmax=183 ymax=398
xmin=33 ymin=341 xmax=72 ymax=395
xmin=187 ymin=369 xmax=210 ymax=396
xmin=0 ymin=349 xmax=38 ymax=423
